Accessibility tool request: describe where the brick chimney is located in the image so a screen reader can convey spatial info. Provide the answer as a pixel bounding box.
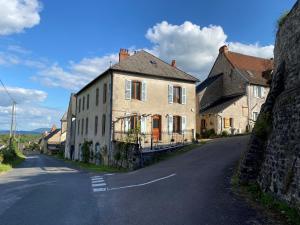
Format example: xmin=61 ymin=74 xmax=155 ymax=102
xmin=119 ymin=48 xmax=130 ymax=62
xmin=171 ymin=59 xmax=176 ymax=67
xmin=219 ymin=45 xmax=229 ymax=54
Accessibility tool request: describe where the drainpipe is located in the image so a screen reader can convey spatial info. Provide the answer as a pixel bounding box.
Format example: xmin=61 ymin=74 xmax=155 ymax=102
xmin=217 ymin=114 xmax=223 ymax=134
xmin=109 ymin=71 xmax=113 ymax=164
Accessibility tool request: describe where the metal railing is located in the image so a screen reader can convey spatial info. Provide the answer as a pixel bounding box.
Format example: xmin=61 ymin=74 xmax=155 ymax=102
xmin=113 ymin=129 xmax=194 ymax=151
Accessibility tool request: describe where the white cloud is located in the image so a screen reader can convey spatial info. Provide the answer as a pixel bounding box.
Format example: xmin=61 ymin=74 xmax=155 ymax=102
xmin=33 ymin=54 xmax=118 ymax=91
xmin=0 ymin=86 xmax=62 ymax=130
xmin=228 ymin=42 xmax=274 ymax=59
xmin=0 ymin=0 xmax=42 ymax=35
xmin=146 ymin=21 xmax=274 ymax=80
xmin=0 ymin=86 xmax=47 ymax=107
xmin=0 ymin=105 xmax=62 ymax=131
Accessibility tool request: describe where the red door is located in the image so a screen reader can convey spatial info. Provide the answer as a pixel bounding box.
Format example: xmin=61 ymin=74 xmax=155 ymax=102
xmin=152 ymin=115 xmax=161 ymax=142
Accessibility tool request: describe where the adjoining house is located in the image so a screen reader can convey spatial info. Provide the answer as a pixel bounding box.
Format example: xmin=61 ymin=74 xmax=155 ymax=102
xmin=39 ymin=113 xmax=68 ymax=154
xmin=69 ymin=49 xmax=198 ymax=165
xmin=196 ymin=45 xmax=273 ymax=135
xmin=64 ymin=94 xmax=76 ymax=159
xmin=39 ymin=125 xmax=62 ymax=154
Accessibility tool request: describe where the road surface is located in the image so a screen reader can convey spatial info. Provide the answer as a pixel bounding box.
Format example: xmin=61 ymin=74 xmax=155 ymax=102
xmin=0 ymin=136 xmax=274 ymax=225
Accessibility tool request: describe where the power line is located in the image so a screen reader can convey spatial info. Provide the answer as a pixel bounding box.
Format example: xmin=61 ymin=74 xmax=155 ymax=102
xmin=0 ymin=78 xmax=16 ymax=103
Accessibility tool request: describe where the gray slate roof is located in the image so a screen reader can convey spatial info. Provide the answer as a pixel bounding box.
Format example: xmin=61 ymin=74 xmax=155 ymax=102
xmin=111 ymin=50 xmax=198 ymax=82
xmin=77 ymin=50 xmax=198 ymax=95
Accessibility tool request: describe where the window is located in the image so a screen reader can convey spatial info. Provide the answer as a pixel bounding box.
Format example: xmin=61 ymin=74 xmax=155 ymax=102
xmin=201 ymin=119 xmax=206 ymax=129
xmin=96 ymin=88 xmax=99 ymax=106
xmin=173 ymin=116 xmax=181 ymax=133
xmin=87 ymin=94 xmax=89 ymax=110
xmin=131 ymin=81 xmax=141 ymax=100
xmin=103 ymin=83 xmax=107 ymax=103
xmin=130 ymin=116 xmax=140 ymax=130
xmin=224 ymin=118 xmax=230 ymax=128
xmin=253 ymin=86 xmax=264 ymax=98
xmin=81 ymin=118 xmax=84 ymax=136
xmin=78 ymin=99 xmax=81 ymax=113
xmin=77 ymin=119 xmax=80 ymax=135
xmin=230 ymin=118 xmax=234 ymax=127
xmin=253 ymin=112 xmax=259 ymax=121
xmin=82 ymin=96 xmax=85 ymax=111
xmin=85 ymin=118 xmax=88 ymax=135
xmin=173 ymin=86 xmax=182 ymax=103
xmin=95 ymin=116 xmax=98 ymax=135
xmin=102 ymin=114 xmax=106 ymax=136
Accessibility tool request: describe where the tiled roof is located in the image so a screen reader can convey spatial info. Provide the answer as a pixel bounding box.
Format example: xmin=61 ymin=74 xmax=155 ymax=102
xmin=44 ymin=129 xmax=61 ymax=141
xmin=196 ymin=73 xmax=223 ymax=93
xmin=225 ymin=51 xmax=273 ymax=86
xmin=200 ymin=94 xmax=244 ymax=114
xmin=111 ymin=50 xmax=199 ymax=82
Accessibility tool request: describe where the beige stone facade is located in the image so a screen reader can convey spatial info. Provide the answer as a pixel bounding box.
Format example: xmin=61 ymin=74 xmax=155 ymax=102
xmin=196 ymin=45 xmax=272 ymax=135
xmin=69 ymin=50 xmax=198 ymax=164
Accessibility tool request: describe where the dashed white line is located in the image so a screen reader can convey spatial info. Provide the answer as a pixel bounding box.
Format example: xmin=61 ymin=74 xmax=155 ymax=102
xmin=92 ymin=183 xmax=106 ymax=187
xmin=93 ymin=188 xmax=107 ymax=192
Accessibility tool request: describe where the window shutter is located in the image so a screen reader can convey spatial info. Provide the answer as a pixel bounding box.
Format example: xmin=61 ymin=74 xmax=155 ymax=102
xmin=168 ymin=115 xmax=173 ymax=134
xmin=125 ymin=80 xmax=131 ymax=100
xmin=181 ymin=116 xmax=186 ymax=134
xmin=141 ymin=116 xmax=147 ymax=134
xmin=261 ymin=87 xmax=265 ymax=98
xmin=141 ymin=81 xmax=147 ymax=101
xmin=124 ymin=113 xmax=130 ymax=132
xmin=181 ymin=87 xmax=186 ymax=104
xmin=168 ymin=85 xmax=173 ymax=104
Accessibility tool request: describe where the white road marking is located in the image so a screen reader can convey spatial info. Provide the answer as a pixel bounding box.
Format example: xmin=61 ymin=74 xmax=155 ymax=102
xmin=107 ymin=173 xmax=176 ymax=191
xmin=93 ymin=188 xmax=107 ymax=192
xmin=91 ymin=176 xmax=103 ymax=179
xmin=92 ymin=179 xmax=104 ymax=183
xmin=92 ymin=178 xmax=104 ymax=182
xmin=92 ymin=183 xmax=106 ymax=187
xmin=104 ymin=173 xmax=115 ymax=176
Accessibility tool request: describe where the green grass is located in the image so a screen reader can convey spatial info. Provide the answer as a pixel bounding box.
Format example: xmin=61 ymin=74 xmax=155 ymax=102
xmin=52 ymin=154 xmax=127 ymax=173
xmin=0 ymin=151 xmax=25 ymax=173
xmin=68 ymin=161 xmax=127 ymax=173
xmin=0 ymin=163 xmax=12 ymax=173
xmin=231 ymin=174 xmax=300 ymax=225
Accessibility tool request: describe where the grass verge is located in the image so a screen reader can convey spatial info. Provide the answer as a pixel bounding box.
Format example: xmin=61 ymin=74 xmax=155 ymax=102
xmin=52 ymin=154 xmax=127 ymax=173
xmin=0 ymin=152 xmax=25 ymax=173
xmin=231 ymin=174 xmax=300 ymax=225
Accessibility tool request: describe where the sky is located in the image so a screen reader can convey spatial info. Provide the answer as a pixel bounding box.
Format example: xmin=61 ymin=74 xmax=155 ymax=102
xmin=0 ymin=0 xmax=296 ymax=131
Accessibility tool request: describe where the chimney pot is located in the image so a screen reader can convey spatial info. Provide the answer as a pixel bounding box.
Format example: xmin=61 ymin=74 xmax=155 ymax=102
xmin=171 ymin=59 xmax=176 ymax=67
xmin=119 ymin=48 xmax=130 ymax=62
xmin=219 ymin=45 xmax=229 ymax=54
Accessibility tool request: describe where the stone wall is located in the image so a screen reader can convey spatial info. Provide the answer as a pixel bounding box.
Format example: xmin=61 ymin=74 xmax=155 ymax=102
xmin=239 ymin=1 xmax=300 ymax=206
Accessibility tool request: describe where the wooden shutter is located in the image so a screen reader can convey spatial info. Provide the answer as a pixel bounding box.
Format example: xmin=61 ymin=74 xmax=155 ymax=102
xmin=141 ymin=116 xmax=147 ymax=134
xmin=141 ymin=81 xmax=147 ymax=101
xmin=181 ymin=87 xmax=186 ymax=104
xmin=181 ymin=116 xmax=186 ymax=134
xmin=125 ymin=80 xmax=132 ymax=100
xmin=168 ymin=85 xmax=173 ymax=104
xmin=168 ymin=115 xmax=173 ymax=134
xmin=124 ymin=113 xmax=130 ymax=132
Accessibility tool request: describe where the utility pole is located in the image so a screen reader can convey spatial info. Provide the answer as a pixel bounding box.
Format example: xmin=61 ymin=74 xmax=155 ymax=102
xmin=10 ymin=101 xmax=16 ymax=138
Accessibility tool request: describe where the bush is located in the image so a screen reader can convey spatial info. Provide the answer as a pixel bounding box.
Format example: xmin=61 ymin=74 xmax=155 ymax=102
xmin=81 ymin=140 xmax=92 ymax=163
xmin=196 ymin=133 xmax=201 ymax=139
xmin=0 ymin=152 xmax=4 ymax=163
xmin=202 ymin=129 xmax=216 ymax=138
xmin=221 ymin=130 xmax=229 ymax=137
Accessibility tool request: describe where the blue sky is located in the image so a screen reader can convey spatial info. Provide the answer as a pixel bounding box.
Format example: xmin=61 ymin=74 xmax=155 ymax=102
xmin=0 ymin=0 xmax=296 ymax=130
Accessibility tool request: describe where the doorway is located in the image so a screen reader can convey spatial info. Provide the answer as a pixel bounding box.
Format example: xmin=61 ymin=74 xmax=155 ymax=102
xmin=152 ymin=115 xmax=161 ymax=142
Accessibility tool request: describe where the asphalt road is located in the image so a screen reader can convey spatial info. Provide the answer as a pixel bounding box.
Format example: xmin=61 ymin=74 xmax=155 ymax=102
xmin=0 ymin=136 xmax=273 ymax=225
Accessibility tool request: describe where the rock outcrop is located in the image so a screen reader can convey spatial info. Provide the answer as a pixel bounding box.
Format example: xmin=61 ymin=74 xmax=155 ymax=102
xmin=239 ymin=1 xmax=300 ymax=206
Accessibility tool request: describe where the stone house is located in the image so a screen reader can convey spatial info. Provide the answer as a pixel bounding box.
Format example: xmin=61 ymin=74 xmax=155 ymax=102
xmin=39 ymin=125 xmax=62 ymax=154
xmin=64 ymin=94 xmax=76 ymax=159
xmin=70 ymin=49 xmax=198 ymax=164
xmin=196 ymin=45 xmax=273 ymax=135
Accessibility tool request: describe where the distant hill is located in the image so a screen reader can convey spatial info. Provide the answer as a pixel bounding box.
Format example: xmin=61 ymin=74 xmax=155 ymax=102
xmin=0 ymin=128 xmax=50 ymax=135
